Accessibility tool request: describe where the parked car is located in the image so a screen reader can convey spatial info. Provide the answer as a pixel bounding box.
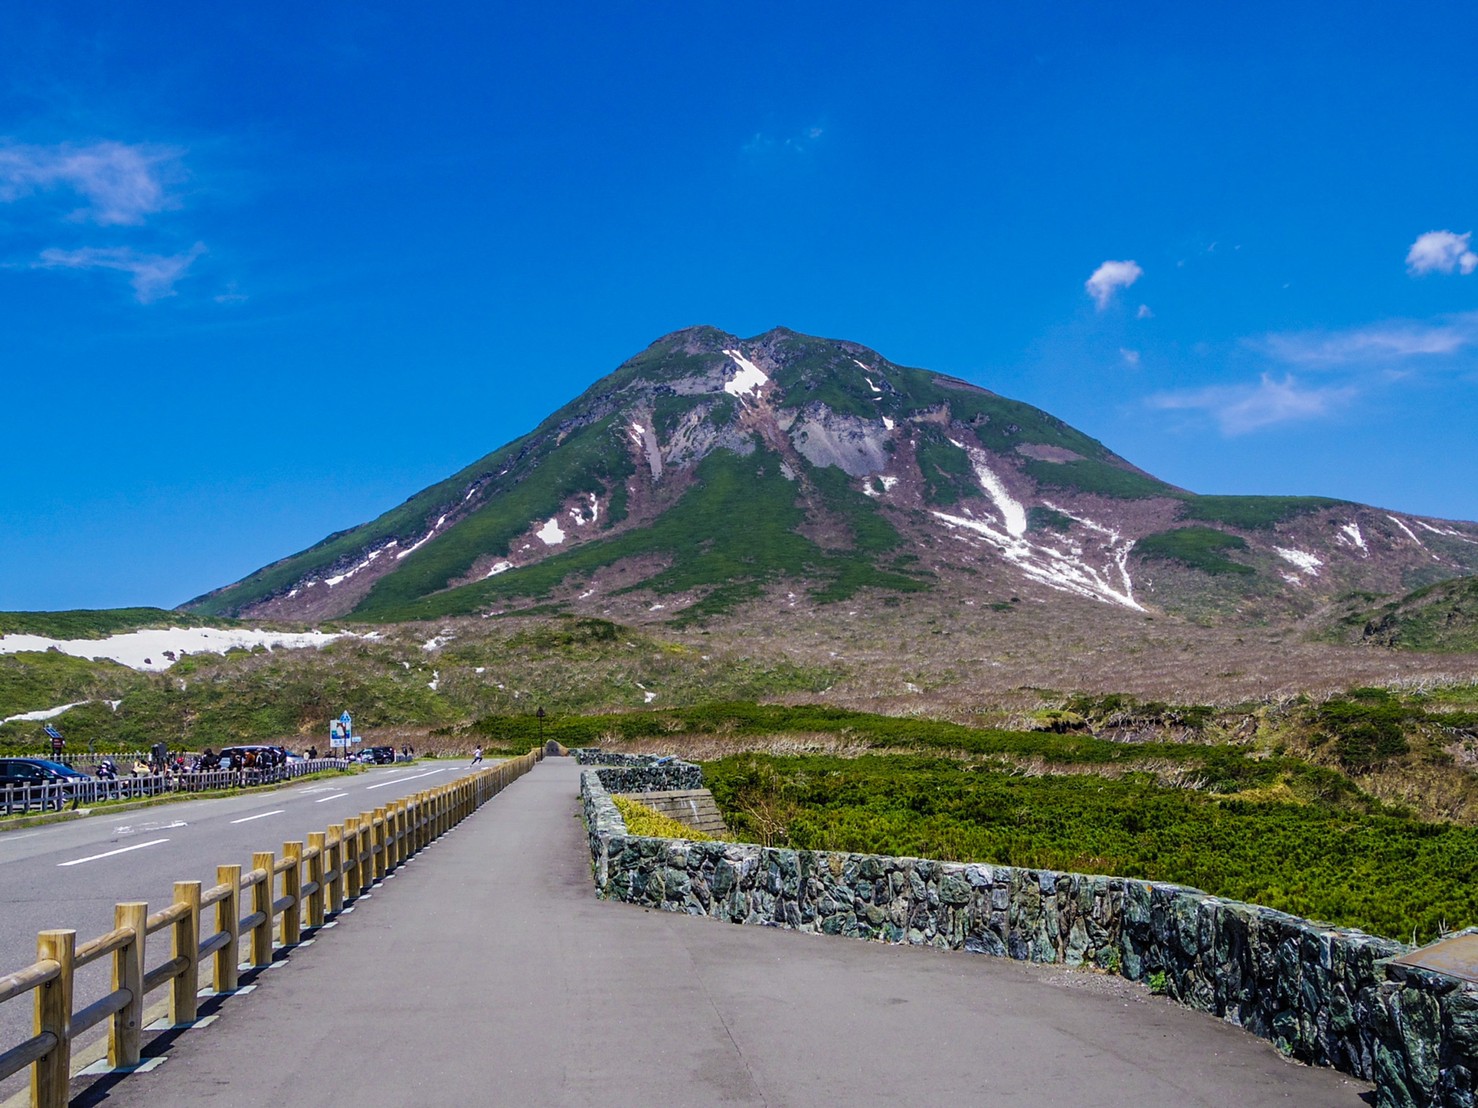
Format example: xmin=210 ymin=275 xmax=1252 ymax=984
xmin=0 ymin=758 xmax=90 ymax=809
xmin=366 ymin=746 xmax=397 ymax=765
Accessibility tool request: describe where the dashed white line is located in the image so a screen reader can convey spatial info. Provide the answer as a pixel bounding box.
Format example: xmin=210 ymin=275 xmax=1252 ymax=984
xmin=315 ymin=792 xmax=350 ymax=804
xmin=230 ymin=810 xmax=285 ymax=825
xmin=365 ymin=769 xmax=446 ymax=791
xmin=59 ymin=838 xmax=170 ymax=867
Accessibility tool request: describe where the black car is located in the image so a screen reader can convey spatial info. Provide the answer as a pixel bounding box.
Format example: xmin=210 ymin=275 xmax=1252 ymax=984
xmin=0 ymin=758 xmax=90 ymax=809
xmin=366 ymin=746 xmax=397 ymax=765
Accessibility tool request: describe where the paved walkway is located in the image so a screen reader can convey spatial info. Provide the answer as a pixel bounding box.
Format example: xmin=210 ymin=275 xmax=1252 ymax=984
xmin=92 ymin=759 xmax=1370 ymax=1107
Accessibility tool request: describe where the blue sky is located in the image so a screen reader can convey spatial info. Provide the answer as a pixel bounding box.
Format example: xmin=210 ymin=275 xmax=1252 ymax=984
xmin=4 ymin=2 xmax=1478 ymax=611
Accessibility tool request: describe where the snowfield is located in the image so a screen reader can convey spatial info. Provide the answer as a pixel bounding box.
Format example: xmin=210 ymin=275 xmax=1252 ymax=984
xmin=930 ymin=446 xmax=1142 ymax=610
xmin=0 ymin=627 xmax=346 ymax=672
xmin=722 ymin=349 xmax=769 ymax=398
xmin=1274 ymin=547 xmax=1323 ymax=576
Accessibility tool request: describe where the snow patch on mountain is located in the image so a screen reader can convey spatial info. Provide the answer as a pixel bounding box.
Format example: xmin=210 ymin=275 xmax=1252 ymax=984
xmin=326 ymin=541 xmax=397 ymax=587
xmin=1275 ymin=547 xmax=1323 ymax=576
xmin=536 ymin=517 xmax=566 ymax=545
xmin=397 ymin=514 xmax=451 ymax=561
xmin=967 ymin=451 xmax=1027 ymax=538
xmin=2 ymin=701 xmax=90 ymax=725
xmin=1337 ymin=522 xmax=1368 ymax=554
xmin=484 ymin=561 xmax=513 ymax=578
xmin=930 ymin=450 xmax=1141 ymax=609
xmin=722 ymin=349 xmax=769 ymax=398
xmin=0 ymin=628 xmax=344 ymax=672
xmin=1388 ymin=516 xmax=1424 ymax=546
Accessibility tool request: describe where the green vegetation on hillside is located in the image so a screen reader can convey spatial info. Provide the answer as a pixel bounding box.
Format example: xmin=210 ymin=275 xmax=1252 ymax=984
xmin=894 ymin=368 xmax=1112 ymax=458
xmin=1134 ymin=527 xmax=1254 ymax=577
xmin=1332 ymin=576 xmax=1478 ymax=652
xmin=353 ymin=416 xmax=636 ymax=617
xmin=1180 ymin=495 xmax=1348 ymax=530
xmin=0 ymin=651 xmax=146 ymax=719
xmin=1022 ymin=458 xmax=1175 ymax=499
xmin=0 ymin=608 xmax=217 ymax=639
xmin=1026 ymin=507 xmax=1073 ymax=533
xmin=702 ymin=753 xmax=1478 ymax=942
xmin=914 ymin=428 xmax=977 ymax=508
xmin=356 ymin=448 xmax=928 ymax=623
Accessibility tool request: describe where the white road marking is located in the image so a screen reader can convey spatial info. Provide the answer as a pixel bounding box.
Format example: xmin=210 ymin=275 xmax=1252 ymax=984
xmin=59 ymin=838 xmax=170 ymax=867
xmin=315 ymin=792 xmax=350 ymax=804
xmin=113 ymin=820 xmax=187 ymax=835
xmin=0 ymin=831 xmax=43 ymax=843
xmin=365 ymin=769 xmax=445 ymax=791
xmin=230 ymin=810 xmax=285 ymax=825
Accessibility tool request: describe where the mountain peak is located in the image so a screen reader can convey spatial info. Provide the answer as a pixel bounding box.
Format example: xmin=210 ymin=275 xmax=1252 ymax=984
xmin=186 ymin=328 xmax=1478 ymax=626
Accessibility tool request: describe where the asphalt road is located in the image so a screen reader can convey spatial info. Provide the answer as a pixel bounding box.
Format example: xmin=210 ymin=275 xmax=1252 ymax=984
xmin=91 ymin=759 xmax=1372 ymax=1108
xmin=0 ymin=758 xmax=487 ymax=1097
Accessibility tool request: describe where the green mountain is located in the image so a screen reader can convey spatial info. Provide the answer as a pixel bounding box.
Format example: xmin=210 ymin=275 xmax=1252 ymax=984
xmin=184 ymin=326 xmax=1478 ymax=625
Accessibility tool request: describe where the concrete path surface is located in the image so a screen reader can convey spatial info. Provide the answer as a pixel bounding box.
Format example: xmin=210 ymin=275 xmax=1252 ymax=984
xmin=90 ymin=759 xmax=1372 ymax=1107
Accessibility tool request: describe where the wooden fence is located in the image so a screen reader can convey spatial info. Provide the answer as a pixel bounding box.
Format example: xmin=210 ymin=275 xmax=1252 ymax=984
xmin=0 ymin=747 xmax=543 ymax=1108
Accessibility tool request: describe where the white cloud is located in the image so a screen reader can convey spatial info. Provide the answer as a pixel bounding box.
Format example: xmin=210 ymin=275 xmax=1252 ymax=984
xmin=1406 ymin=230 xmax=1478 ymax=276
xmin=1119 ymin=348 xmax=1140 ymax=367
xmin=1135 ymin=303 xmax=1153 ymax=320
xmin=1258 ymin=316 xmax=1478 ymax=367
xmin=0 ymin=141 xmax=183 ymax=225
xmin=1149 ymin=374 xmax=1356 ymax=435
xmin=743 ymin=124 xmax=825 ymax=157
xmin=1085 ymin=260 xmax=1142 ymax=310
xmin=36 ymin=243 xmax=206 ymax=303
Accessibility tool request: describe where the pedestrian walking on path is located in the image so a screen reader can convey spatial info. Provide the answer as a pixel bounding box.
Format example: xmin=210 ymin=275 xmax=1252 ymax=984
xmin=470 ymin=746 xmax=483 ymax=766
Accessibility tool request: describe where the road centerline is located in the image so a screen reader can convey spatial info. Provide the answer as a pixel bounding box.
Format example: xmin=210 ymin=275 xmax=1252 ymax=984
xmin=229 ymin=810 xmax=285 ymax=825
xmin=58 ymin=838 xmax=171 ymax=867
xmin=314 ymin=792 xmax=350 ymax=804
xmin=365 ymin=769 xmax=446 ymax=791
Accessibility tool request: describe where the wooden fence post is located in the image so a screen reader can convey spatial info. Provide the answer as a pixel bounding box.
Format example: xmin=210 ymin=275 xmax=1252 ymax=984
xmin=33 ymin=929 xmax=75 ymax=1108
xmin=214 ymin=865 xmax=240 ymax=993
xmin=327 ymin=825 xmax=345 ymax=913
xmin=357 ymin=813 xmax=373 ymax=891
xmin=172 ymin=881 xmax=201 ymax=1025
xmin=111 ymin=902 xmax=147 ymax=1068
xmin=307 ymin=832 xmax=327 ymax=928
xmin=341 ymin=817 xmax=359 ymax=901
xmin=251 ymin=852 xmax=275 ymax=967
xmin=281 ymin=842 xmax=303 ymax=946
xmin=372 ymin=809 xmax=387 ymax=881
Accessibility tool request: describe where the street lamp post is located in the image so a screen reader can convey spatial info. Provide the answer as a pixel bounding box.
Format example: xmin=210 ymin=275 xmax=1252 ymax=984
xmin=536 ymin=706 xmax=546 ymax=750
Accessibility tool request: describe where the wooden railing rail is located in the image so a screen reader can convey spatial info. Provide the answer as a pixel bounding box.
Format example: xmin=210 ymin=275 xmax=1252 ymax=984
xmin=0 ymin=747 xmax=545 ymax=1107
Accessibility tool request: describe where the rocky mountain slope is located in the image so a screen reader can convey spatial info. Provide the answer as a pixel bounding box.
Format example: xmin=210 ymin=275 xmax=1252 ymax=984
xmin=185 ymin=326 xmax=1478 ymax=625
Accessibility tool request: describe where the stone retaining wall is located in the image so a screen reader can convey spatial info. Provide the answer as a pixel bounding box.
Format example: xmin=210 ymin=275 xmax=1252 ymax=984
xmin=573 ymin=749 xmax=649 ymax=766
xmin=573 ymin=749 xmax=703 ymax=792
xmin=580 ymin=768 xmax=1476 ymax=1108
